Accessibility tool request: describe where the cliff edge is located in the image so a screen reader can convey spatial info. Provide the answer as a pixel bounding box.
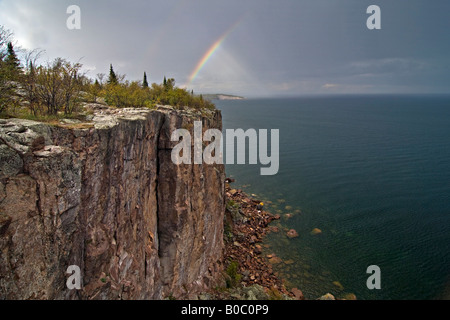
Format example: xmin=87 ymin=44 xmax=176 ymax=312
xmin=0 ymin=104 xmax=225 ymax=300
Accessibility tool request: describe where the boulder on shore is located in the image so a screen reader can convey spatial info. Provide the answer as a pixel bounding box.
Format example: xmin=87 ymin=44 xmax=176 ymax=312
xmin=291 ymin=288 xmax=305 ymax=300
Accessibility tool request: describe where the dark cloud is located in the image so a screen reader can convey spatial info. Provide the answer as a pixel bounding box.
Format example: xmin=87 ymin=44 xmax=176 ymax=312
xmin=1 ymin=0 xmax=449 ymax=96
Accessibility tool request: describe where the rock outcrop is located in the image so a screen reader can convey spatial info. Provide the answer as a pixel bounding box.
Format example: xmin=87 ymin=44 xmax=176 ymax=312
xmin=0 ymin=104 xmax=225 ymax=300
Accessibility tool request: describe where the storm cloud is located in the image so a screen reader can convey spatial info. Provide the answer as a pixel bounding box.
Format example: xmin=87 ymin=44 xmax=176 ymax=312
xmin=1 ymin=0 xmax=449 ymax=97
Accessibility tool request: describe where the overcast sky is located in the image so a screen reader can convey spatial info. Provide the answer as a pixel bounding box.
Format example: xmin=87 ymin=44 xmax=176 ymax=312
xmin=1 ymin=0 xmax=449 ymax=97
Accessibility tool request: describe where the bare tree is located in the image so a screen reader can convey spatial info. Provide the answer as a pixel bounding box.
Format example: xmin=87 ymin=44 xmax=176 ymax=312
xmin=23 ymin=48 xmax=45 ymax=71
xmin=96 ymin=73 xmax=105 ymax=87
xmin=0 ymin=25 xmax=13 ymax=58
xmin=34 ymin=58 xmax=83 ymax=115
xmin=22 ymin=49 xmax=45 ymax=115
xmin=61 ymin=60 xmax=84 ymax=114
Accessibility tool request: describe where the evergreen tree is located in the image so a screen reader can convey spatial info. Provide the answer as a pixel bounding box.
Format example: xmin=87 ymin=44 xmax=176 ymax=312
xmin=163 ymin=76 xmax=167 ymax=89
xmin=143 ymin=72 xmax=149 ymax=88
xmin=108 ymin=64 xmax=118 ymax=85
xmin=4 ymin=42 xmax=21 ymax=79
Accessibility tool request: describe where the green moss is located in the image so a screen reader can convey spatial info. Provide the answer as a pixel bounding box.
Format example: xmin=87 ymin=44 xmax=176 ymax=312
xmin=225 ymin=260 xmax=242 ymax=288
xmin=226 ymin=200 xmax=240 ymax=214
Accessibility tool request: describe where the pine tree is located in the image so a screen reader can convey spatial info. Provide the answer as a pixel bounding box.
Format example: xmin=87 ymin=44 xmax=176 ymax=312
xmin=4 ymin=42 xmax=21 ymax=79
xmin=143 ymin=72 xmax=149 ymax=88
xmin=163 ymin=76 xmax=167 ymax=89
xmin=108 ymin=64 xmax=118 ymax=85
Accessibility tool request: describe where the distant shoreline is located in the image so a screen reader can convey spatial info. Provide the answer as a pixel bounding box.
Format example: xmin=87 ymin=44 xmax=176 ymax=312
xmin=203 ymin=94 xmax=245 ymax=101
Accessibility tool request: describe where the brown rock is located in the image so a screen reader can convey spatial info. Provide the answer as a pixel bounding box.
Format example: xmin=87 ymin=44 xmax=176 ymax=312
xmin=342 ymin=293 xmax=357 ymax=300
xmin=269 ymin=226 xmax=279 ymax=233
xmin=268 ymin=256 xmax=282 ymax=264
xmin=249 ymin=235 xmax=258 ymax=243
xmin=287 ymin=229 xmax=299 ymax=238
xmin=319 ymin=293 xmax=336 ymax=300
xmin=291 ymin=288 xmax=305 ymax=300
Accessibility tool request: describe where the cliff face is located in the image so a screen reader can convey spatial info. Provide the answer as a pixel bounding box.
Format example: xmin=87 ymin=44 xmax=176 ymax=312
xmin=0 ymin=105 xmax=225 ymax=300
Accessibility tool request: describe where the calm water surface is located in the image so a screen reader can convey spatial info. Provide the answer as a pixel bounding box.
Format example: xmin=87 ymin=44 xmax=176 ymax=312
xmin=218 ymin=95 xmax=450 ymax=300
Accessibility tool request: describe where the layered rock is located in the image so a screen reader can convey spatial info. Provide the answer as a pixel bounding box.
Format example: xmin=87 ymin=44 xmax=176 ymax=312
xmin=0 ymin=104 xmax=225 ymax=300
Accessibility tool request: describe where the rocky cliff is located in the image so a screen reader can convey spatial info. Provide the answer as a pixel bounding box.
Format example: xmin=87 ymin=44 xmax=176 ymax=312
xmin=0 ymin=104 xmax=225 ymax=300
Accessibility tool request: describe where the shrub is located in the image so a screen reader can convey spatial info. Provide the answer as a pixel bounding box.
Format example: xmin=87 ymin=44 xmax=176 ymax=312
xmin=30 ymin=58 xmax=84 ymax=115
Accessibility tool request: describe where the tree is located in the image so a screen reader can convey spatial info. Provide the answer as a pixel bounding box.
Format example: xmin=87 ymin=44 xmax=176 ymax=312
xmin=34 ymin=58 xmax=83 ymax=115
xmin=0 ymin=28 xmax=18 ymax=112
xmin=96 ymin=73 xmax=105 ymax=87
xmin=87 ymin=78 xmax=102 ymax=103
xmin=4 ymin=42 xmax=21 ymax=76
xmin=166 ymin=78 xmax=175 ymax=90
xmin=22 ymin=60 xmax=39 ymax=115
xmin=0 ymin=58 xmax=12 ymax=113
xmin=61 ymin=60 xmax=84 ymax=114
xmin=0 ymin=25 xmax=13 ymax=60
xmin=143 ymin=72 xmax=149 ymax=88
xmin=108 ymin=64 xmax=118 ymax=85
xmin=21 ymin=49 xmax=44 ymax=115
xmin=23 ymin=48 xmax=44 ymax=72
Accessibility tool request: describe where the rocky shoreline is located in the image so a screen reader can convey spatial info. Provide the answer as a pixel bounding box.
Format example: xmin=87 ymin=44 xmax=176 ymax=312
xmin=203 ymin=179 xmax=304 ymax=300
xmin=199 ymin=179 xmax=346 ymax=301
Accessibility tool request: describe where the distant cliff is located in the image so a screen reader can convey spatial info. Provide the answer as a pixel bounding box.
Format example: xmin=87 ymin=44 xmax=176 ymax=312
xmin=0 ymin=104 xmax=225 ymax=299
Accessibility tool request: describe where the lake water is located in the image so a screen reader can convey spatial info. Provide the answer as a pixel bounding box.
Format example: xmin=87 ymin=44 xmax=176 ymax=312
xmin=217 ymin=95 xmax=450 ymax=300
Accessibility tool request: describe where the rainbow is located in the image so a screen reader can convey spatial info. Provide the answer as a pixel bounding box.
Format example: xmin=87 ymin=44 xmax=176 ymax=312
xmin=185 ymin=18 xmax=243 ymax=87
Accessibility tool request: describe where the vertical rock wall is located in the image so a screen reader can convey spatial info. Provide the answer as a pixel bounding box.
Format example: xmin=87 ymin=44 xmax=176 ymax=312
xmin=0 ymin=105 xmax=225 ymax=299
